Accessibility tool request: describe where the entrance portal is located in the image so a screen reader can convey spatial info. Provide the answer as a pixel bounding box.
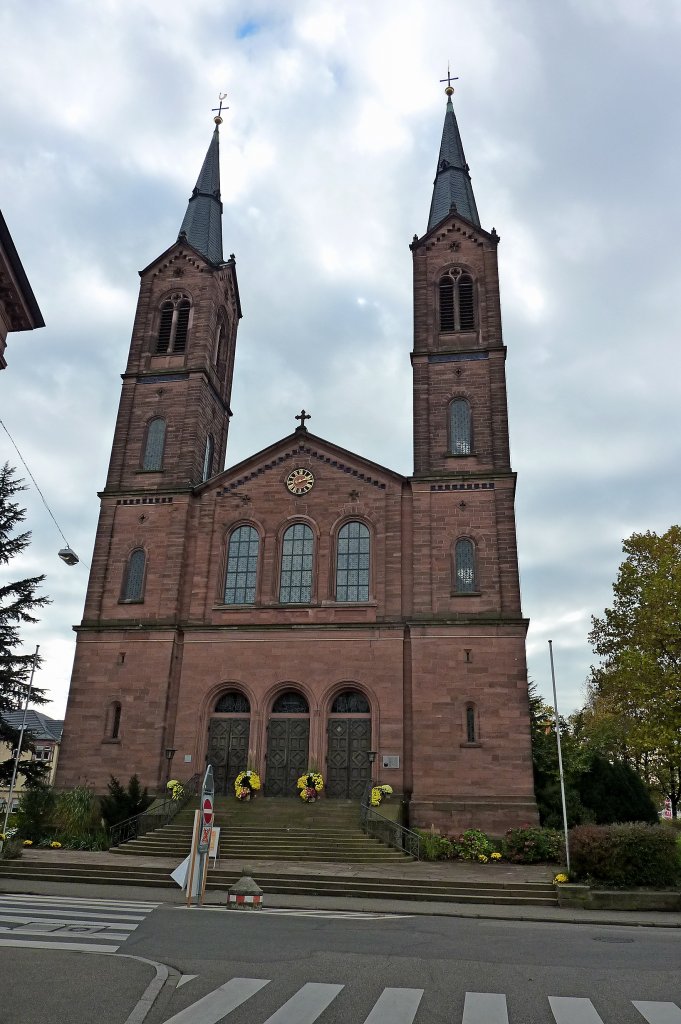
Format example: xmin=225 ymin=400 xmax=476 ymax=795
xmin=326 ymin=690 xmax=372 ymax=799
xmin=266 ymin=691 xmax=310 ymax=796
xmin=207 ymin=691 xmax=250 ymax=796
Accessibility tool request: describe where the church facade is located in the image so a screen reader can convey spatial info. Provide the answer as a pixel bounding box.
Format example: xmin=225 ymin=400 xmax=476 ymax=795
xmin=56 ymin=90 xmax=538 ymax=833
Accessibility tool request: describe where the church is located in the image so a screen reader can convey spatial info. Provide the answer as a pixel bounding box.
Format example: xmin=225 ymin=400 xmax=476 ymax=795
xmin=56 ymin=86 xmax=538 ymax=834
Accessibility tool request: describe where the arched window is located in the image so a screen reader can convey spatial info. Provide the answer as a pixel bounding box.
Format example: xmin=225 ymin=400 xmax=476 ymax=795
xmin=336 ymin=522 xmax=370 ymax=602
xmin=455 ymin=538 xmax=477 ymax=594
xmin=280 ymin=523 xmax=314 ymax=604
xmin=215 ymin=691 xmax=250 ymax=714
xmin=331 ymin=690 xmax=370 ymax=714
xmin=108 ymin=701 xmax=122 ymax=740
xmin=142 ymin=417 xmax=166 ymax=471
xmin=155 ymin=294 xmax=191 ymax=354
xmin=122 ymin=549 xmax=146 ymax=602
xmin=449 ymin=399 xmax=472 ymax=455
xmin=224 ymin=526 xmax=259 ymax=605
xmin=272 ymin=691 xmax=309 ymax=714
xmin=439 ymin=269 xmax=476 ymax=332
xmin=202 ymin=434 xmax=214 ymax=483
xmin=466 ymin=704 xmax=477 ymax=743
xmin=213 ymin=324 xmax=224 ymax=366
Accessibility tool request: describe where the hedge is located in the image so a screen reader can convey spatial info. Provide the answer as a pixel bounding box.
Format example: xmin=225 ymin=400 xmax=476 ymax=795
xmin=570 ymin=822 xmax=680 ymax=888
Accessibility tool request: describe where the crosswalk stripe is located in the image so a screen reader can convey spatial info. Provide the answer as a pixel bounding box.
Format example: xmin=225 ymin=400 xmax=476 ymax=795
xmin=0 ymin=937 xmax=120 ymax=953
xmin=363 ymin=987 xmax=424 ymax=1023
xmin=549 ymin=996 xmax=605 ymax=1023
xmin=463 ymin=992 xmax=509 ymax=1023
xmin=261 ymin=982 xmax=344 ymax=1023
xmin=0 ymin=893 xmax=156 ymax=953
xmin=161 ymin=978 xmax=269 ymax=1023
xmin=0 ymin=910 xmax=145 ymax=924
xmin=0 ymin=925 xmax=129 ymax=941
xmin=0 ymin=895 xmax=158 ymax=909
xmin=633 ymin=1003 xmax=681 ymax=1023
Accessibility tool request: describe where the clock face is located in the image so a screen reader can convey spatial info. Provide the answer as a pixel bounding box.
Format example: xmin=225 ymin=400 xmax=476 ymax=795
xmin=285 ymin=467 xmax=315 ymax=495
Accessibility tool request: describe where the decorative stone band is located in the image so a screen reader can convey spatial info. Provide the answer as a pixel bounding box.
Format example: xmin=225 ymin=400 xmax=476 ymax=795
xmin=227 ymin=893 xmax=263 ymax=909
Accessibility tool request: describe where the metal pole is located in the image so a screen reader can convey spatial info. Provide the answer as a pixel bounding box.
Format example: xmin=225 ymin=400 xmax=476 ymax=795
xmin=548 ymin=640 xmax=570 ymax=873
xmin=1 ymin=645 xmax=40 ymax=841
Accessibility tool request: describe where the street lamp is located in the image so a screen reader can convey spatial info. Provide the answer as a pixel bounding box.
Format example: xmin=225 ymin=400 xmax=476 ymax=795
xmin=367 ymin=750 xmax=376 ymax=783
xmin=58 ymin=546 xmax=79 ymax=566
xmin=164 ymin=747 xmax=177 ymax=787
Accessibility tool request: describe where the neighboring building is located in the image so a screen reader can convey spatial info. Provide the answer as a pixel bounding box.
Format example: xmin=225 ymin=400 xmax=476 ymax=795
xmin=0 ymin=209 xmax=44 ymax=370
xmin=56 ymin=88 xmax=538 ymax=834
xmin=0 ymin=710 xmax=63 ymax=811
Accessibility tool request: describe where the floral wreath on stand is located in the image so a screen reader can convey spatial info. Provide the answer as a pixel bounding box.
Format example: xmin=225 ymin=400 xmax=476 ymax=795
xmin=370 ymin=784 xmax=393 ymax=807
xmin=297 ymin=771 xmax=324 ymax=802
xmin=166 ymin=779 xmax=184 ymax=801
xmin=234 ymin=769 xmax=261 ymax=801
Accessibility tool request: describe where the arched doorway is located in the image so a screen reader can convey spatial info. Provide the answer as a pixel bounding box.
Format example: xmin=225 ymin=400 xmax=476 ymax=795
xmin=266 ymin=690 xmax=310 ymax=796
xmin=206 ymin=690 xmax=251 ymax=796
xmin=326 ymin=690 xmax=371 ymax=799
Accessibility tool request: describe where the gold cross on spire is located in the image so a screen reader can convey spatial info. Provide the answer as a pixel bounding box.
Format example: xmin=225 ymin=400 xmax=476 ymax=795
xmin=440 ymin=63 xmax=459 ymax=96
xmin=212 ymin=92 xmax=229 ymax=125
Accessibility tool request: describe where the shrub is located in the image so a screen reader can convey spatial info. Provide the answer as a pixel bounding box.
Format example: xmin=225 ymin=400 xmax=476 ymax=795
xmin=15 ymin=784 xmax=56 ymax=842
xmin=53 ymin=786 xmax=100 ymax=836
xmin=577 ymin=757 xmax=658 ymax=825
xmin=100 ymin=775 xmax=152 ymax=829
xmin=454 ymin=828 xmax=493 ymax=861
xmin=570 ymin=822 xmax=680 ymax=888
xmin=417 ymin=829 xmax=454 ymax=861
xmin=502 ymin=826 xmax=563 ymax=864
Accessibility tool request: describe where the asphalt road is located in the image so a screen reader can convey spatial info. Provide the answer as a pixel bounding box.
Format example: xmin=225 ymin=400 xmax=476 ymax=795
xmin=1 ymin=895 xmax=680 ymax=1023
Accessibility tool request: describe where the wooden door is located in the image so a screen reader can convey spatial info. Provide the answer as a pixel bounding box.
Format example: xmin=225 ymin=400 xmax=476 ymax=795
xmin=265 ymin=718 xmax=310 ymax=796
xmin=207 ymin=717 xmax=250 ymax=795
xmin=326 ymin=718 xmax=371 ymax=798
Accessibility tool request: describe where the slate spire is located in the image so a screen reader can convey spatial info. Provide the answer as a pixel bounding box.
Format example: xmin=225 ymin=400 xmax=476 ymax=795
xmin=427 ymin=86 xmax=480 ymax=232
xmin=178 ymin=120 xmax=224 ymax=265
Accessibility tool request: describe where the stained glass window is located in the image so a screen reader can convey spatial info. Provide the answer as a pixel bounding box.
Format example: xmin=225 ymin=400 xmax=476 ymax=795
xmin=336 ymin=521 xmax=370 ymax=602
xmin=122 ymin=549 xmax=146 ymax=601
xmin=279 ymin=523 xmax=314 ymax=604
xmin=215 ymin=691 xmax=250 ymax=713
xmin=143 ymin=417 xmax=166 ymax=471
xmin=455 ymin=538 xmax=477 ymax=593
xmin=331 ymin=691 xmax=370 ymax=714
xmin=449 ymin=399 xmax=471 ymax=455
xmin=224 ymin=526 xmax=259 ymax=605
xmin=272 ymin=691 xmax=309 ymax=713
xmin=466 ymin=705 xmax=476 ymax=743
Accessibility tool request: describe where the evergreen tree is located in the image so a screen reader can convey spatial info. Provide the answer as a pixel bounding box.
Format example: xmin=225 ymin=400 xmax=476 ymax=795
xmin=0 ymin=463 xmax=50 ymax=787
xmin=576 ymin=755 xmax=658 ymax=824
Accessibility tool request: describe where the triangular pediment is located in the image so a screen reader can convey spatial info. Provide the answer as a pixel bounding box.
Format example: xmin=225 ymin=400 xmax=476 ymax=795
xmin=411 ymin=211 xmax=499 ymax=253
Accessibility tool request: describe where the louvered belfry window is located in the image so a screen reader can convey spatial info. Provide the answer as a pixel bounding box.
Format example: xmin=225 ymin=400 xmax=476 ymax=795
xmin=449 ymin=399 xmax=472 ymax=455
xmin=439 ymin=269 xmax=476 ymax=332
xmin=280 ymin=523 xmax=314 ymax=604
xmin=155 ymin=294 xmax=191 ymax=354
xmin=122 ymin=549 xmax=146 ymax=601
xmin=455 ymin=538 xmax=477 ymax=593
xmin=224 ymin=525 xmax=259 ymax=605
xmin=336 ymin=522 xmax=370 ymax=602
xmin=142 ymin=417 xmax=166 ymax=470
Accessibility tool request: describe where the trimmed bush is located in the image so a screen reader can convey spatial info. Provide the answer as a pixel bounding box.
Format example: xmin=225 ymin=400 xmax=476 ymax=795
xmin=454 ymin=828 xmax=493 ymax=861
xmin=502 ymin=826 xmax=563 ymax=864
xmin=570 ymin=822 xmax=680 ymax=888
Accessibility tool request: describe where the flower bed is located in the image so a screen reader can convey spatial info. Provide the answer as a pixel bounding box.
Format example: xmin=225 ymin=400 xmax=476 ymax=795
xmin=297 ymin=772 xmax=324 ymax=802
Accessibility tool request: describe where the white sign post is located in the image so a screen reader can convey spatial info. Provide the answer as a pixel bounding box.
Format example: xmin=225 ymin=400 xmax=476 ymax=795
xmin=195 ymin=765 xmax=214 ymax=906
xmin=664 ymin=797 xmax=673 ymax=821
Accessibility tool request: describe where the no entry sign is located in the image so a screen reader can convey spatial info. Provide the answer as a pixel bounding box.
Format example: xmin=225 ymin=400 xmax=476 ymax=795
xmin=202 ymin=796 xmax=214 ymax=828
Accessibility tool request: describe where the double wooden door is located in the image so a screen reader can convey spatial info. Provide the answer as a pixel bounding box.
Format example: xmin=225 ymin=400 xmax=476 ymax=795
xmin=265 ymin=718 xmax=310 ymax=796
xmin=206 ymin=717 xmax=250 ymax=796
xmin=326 ymin=718 xmax=371 ymax=798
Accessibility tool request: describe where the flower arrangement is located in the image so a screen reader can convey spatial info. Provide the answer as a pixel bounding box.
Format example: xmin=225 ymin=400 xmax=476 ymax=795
xmin=553 ymin=872 xmax=569 ymax=884
xmin=234 ymin=770 xmax=261 ymax=800
xmin=370 ymin=784 xmax=393 ymax=807
xmin=477 ymin=854 xmax=489 ymax=863
xmin=490 ymin=851 xmax=502 ymax=861
xmin=50 ymin=841 xmax=62 ymax=849
xmin=297 ymin=772 xmax=324 ymax=802
xmin=23 ymin=839 xmax=33 ymax=846
xmin=166 ymin=779 xmax=184 ymax=801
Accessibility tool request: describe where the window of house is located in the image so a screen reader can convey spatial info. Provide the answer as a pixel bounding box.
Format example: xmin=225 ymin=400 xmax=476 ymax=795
xmin=466 ymin=704 xmax=477 ymax=743
xmin=272 ymin=691 xmax=309 ymax=714
xmin=202 ymin=434 xmax=214 ymax=483
xmin=142 ymin=417 xmax=166 ymax=471
xmin=449 ymin=399 xmax=472 ymax=455
xmin=108 ymin=701 xmax=122 ymax=740
xmin=455 ymin=538 xmax=477 ymax=593
xmin=331 ymin=691 xmax=370 ymax=714
xmin=215 ymin=691 xmax=250 ymax=713
xmin=336 ymin=522 xmax=370 ymax=602
xmin=280 ymin=523 xmax=314 ymax=604
xmin=223 ymin=526 xmax=259 ymax=605
xmin=439 ymin=270 xmax=475 ymax=332
xmin=155 ymin=295 xmax=191 ymax=354
xmin=122 ymin=549 xmax=146 ymax=602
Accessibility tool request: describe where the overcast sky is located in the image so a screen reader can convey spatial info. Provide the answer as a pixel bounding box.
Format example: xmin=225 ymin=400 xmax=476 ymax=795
xmin=1 ymin=0 xmax=680 ymax=722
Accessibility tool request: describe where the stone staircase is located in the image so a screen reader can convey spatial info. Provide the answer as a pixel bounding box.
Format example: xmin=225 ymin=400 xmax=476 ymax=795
xmin=111 ymin=796 xmax=410 ymax=863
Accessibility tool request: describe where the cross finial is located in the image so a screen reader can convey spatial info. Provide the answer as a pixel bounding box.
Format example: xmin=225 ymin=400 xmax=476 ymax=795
xmin=440 ymin=63 xmax=458 ymax=97
xmin=212 ymin=92 xmax=229 ymax=125
xmin=295 ymin=409 xmax=311 ymax=430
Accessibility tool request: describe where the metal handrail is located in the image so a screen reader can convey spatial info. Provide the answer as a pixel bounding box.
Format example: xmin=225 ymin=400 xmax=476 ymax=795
xmin=359 ymin=782 xmax=421 ymax=860
xmin=108 ymin=773 xmax=201 ymax=847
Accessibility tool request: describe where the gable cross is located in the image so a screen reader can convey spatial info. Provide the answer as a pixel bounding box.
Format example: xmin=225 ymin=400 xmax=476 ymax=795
xmin=212 ymin=92 xmax=229 ymax=124
xmin=440 ymin=64 xmax=459 ymax=94
xmin=295 ymin=409 xmax=311 ymax=430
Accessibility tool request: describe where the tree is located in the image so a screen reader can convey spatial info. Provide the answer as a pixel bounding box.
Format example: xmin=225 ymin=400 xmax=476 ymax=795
xmin=588 ymin=527 xmax=681 ymax=815
xmin=100 ymin=775 xmax=153 ymax=829
xmin=0 ymin=464 xmax=50 ymax=788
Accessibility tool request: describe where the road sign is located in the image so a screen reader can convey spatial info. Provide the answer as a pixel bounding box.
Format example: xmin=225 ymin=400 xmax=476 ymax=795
xmin=202 ymin=796 xmax=214 ymax=828
xmin=664 ymin=797 xmax=672 ymax=820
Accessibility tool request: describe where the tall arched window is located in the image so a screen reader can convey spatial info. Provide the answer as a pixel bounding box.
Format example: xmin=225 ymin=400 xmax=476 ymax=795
xmin=224 ymin=526 xmax=259 ymax=605
xmin=111 ymin=702 xmax=122 ymax=739
xmin=202 ymin=434 xmax=214 ymax=482
xmin=336 ymin=522 xmax=370 ymax=602
xmin=142 ymin=417 xmax=166 ymax=471
xmin=466 ymin=704 xmax=477 ymax=743
xmin=272 ymin=691 xmax=309 ymax=713
xmin=155 ymin=294 xmax=191 ymax=354
xmin=215 ymin=691 xmax=250 ymax=713
xmin=280 ymin=523 xmax=314 ymax=604
xmin=454 ymin=538 xmax=477 ymax=594
xmin=439 ymin=269 xmax=476 ymax=332
xmin=449 ymin=399 xmax=472 ymax=455
xmin=331 ymin=690 xmax=370 ymax=714
xmin=122 ymin=549 xmax=146 ymax=602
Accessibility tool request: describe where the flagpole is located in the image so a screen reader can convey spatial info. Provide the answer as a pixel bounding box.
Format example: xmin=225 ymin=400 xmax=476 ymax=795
xmin=1 ymin=645 xmax=40 ymax=843
xmin=548 ymin=640 xmax=571 ymax=873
